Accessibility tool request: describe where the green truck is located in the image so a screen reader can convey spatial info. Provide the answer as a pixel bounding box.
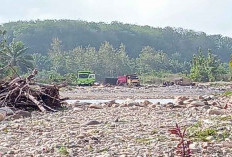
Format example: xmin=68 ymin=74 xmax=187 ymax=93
xmin=77 ymin=71 xmax=96 ymax=86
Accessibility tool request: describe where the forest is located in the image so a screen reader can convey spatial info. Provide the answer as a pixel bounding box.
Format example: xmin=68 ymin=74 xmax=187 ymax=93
xmin=0 ymin=20 xmax=231 ymax=83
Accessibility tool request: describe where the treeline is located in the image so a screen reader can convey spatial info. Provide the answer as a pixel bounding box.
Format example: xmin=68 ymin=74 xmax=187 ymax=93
xmin=1 ymin=20 xmax=232 ymax=62
xmin=0 ymin=20 xmax=230 ymax=84
xmin=34 ymin=38 xmax=189 ymax=82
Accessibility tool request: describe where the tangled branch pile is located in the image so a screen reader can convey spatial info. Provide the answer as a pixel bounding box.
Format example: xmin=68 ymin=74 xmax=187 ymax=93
xmin=0 ymin=69 xmax=65 ymax=112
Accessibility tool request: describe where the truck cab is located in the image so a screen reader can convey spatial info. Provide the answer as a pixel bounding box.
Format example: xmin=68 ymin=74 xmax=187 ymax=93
xmin=127 ymin=74 xmax=140 ymax=86
xmin=77 ymin=71 xmax=96 ymax=86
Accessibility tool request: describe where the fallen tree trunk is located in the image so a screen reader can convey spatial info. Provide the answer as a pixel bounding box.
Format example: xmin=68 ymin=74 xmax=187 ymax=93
xmin=24 ymin=92 xmax=46 ymax=112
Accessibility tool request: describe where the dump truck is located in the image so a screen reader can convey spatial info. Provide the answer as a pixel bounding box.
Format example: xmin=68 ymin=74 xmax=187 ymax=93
xmin=104 ymin=77 xmax=118 ymax=85
xmin=77 ymin=71 xmax=96 ymax=86
xmin=117 ymin=74 xmax=140 ymax=86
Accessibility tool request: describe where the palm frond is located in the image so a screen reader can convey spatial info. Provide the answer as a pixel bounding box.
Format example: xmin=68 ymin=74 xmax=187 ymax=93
xmin=15 ymin=47 xmax=28 ymax=57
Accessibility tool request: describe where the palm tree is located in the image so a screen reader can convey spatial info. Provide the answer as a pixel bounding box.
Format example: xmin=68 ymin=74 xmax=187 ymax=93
xmin=0 ymin=39 xmax=34 ymax=73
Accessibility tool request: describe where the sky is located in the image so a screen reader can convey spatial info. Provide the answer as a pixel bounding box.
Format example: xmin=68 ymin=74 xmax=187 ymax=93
xmin=0 ymin=0 xmax=231 ymax=37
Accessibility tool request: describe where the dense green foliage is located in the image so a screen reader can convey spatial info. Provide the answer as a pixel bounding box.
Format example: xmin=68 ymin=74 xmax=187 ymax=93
xmin=1 ymin=20 xmax=231 ymax=83
xmin=190 ymin=49 xmax=227 ymax=82
xmin=0 ymin=30 xmax=34 ymax=79
xmin=34 ymin=38 xmax=187 ymax=82
xmin=1 ymin=20 xmax=232 ymax=62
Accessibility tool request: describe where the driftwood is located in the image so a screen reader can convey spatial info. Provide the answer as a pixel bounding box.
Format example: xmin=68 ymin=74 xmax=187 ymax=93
xmin=0 ymin=69 xmax=65 ymax=112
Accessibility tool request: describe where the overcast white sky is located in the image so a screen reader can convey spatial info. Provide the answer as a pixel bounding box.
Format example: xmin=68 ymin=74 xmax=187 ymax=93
xmin=0 ymin=0 xmax=231 ymax=37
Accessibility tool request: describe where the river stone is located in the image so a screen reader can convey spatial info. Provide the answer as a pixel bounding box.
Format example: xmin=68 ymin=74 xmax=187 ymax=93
xmin=183 ymin=99 xmax=195 ymax=105
xmin=112 ymin=104 xmax=120 ymax=108
xmin=73 ymin=102 xmax=90 ymax=107
xmin=83 ymin=120 xmax=101 ymax=126
xmin=223 ymin=142 xmax=232 ymax=148
xmin=208 ymin=109 xmax=226 ymax=115
xmin=206 ymin=136 xmax=214 ymax=141
xmin=89 ymin=104 xmax=103 ymax=109
xmin=189 ymin=101 xmax=205 ymax=107
xmin=198 ymin=95 xmax=204 ymax=99
xmin=15 ymin=110 xmax=31 ymax=118
xmin=73 ymin=107 xmax=83 ymax=112
xmin=106 ymin=100 xmax=116 ymax=107
xmin=175 ymin=96 xmax=188 ymax=103
xmin=150 ymin=104 xmax=156 ymax=109
xmin=0 ymin=113 xmax=6 ymax=121
xmin=128 ymin=102 xmax=139 ymax=107
xmin=177 ymin=101 xmax=184 ymax=105
xmin=202 ymin=142 xmax=209 ymax=149
xmin=0 ymin=107 xmax=14 ymax=116
xmin=143 ymin=100 xmax=152 ymax=106
xmin=101 ymin=103 xmax=108 ymax=108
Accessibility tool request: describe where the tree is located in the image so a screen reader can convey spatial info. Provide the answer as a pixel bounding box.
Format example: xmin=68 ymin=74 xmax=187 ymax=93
xmin=190 ymin=49 xmax=226 ymax=82
xmin=32 ymin=53 xmax=51 ymax=71
xmin=3 ymin=20 xmax=232 ymax=63
xmin=49 ymin=38 xmax=66 ymax=74
xmin=0 ymin=39 xmax=34 ymax=74
xmin=0 ymin=30 xmax=8 ymax=78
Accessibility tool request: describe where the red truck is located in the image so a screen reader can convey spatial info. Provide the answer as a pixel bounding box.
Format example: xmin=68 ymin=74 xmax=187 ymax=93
xmin=117 ymin=74 xmax=140 ymax=86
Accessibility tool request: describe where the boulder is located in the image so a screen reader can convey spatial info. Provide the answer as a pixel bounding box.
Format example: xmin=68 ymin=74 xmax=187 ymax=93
xmin=0 ymin=107 xmax=14 ymax=116
xmin=128 ymin=102 xmax=140 ymax=107
xmin=73 ymin=102 xmax=91 ymax=107
xmin=73 ymin=107 xmax=83 ymax=112
xmin=177 ymin=101 xmax=184 ymax=105
xmin=15 ymin=110 xmax=31 ymax=117
xmin=135 ymin=103 xmax=147 ymax=107
xmin=10 ymin=110 xmax=31 ymax=119
xmin=143 ymin=100 xmax=152 ymax=106
xmin=223 ymin=142 xmax=232 ymax=148
xmin=112 ymin=104 xmax=120 ymax=108
xmin=123 ymin=98 xmax=139 ymax=107
xmin=0 ymin=113 xmax=6 ymax=122
xmin=183 ymin=99 xmax=195 ymax=105
xmin=189 ymin=101 xmax=205 ymax=107
xmin=175 ymin=96 xmax=188 ymax=103
xmin=198 ymin=95 xmax=204 ymax=99
xmin=149 ymin=104 xmax=156 ymax=109
xmin=211 ymin=101 xmax=219 ymax=106
xmin=206 ymin=136 xmax=214 ymax=141
xmin=208 ymin=109 xmax=226 ymax=115
xmin=89 ymin=104 xmax=103 ymax=109
xmin=106 ymin=100 xmax=116 ymax=107
xmin=83 ymin=120 xmax=101 ymax=126
xmin=120 ymin=103 xmax=128 ymax=107
xmin=101 ymin=103 xmax=108 ymax=108
xmin=166 ymin=102 xmax=175 ymax=108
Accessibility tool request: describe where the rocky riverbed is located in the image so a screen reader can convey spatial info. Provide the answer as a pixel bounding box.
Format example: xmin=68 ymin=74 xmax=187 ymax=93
xmin=1 ymin=93 xmax=232 ymax=156
xmin=60 ymin=85 xmax=226 ymax=100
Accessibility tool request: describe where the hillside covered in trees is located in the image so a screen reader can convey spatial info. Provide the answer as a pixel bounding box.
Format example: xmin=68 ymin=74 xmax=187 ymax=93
xmin=0 ymin=20 xmax=231 ymax=83
xmin=1 ymin=20 xmax=232 ymax=62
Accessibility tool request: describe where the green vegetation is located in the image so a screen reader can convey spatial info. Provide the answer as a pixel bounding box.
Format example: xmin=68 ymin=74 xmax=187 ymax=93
xmin=187 ymin=121 xmax=220 ymax=142
xmin=2 ymin=20 xmax=232 ymax=62
xmin=223 ymin=91 xmax=232 ymax=97
xmin=58 ymin=146 xmax=69 ymax=156
xmin=193 ymin=128 xmax=217 ymax=142
xmin=214 ymin=115 xmax=232 ymax=121
xmin=0 ymin=29 xmax=34 ymax=79
xmin=136 ymin=137 xmax=153 ymax=145
xmin=151 ymin=129 xmax=158 ymax=135
xmin=97 ymin=148 xmax=108 ymax=153
xmin=190 ymin=49 xmax=227 ymax=82
xmin=1 ymin=20 xmax=232 ymax=83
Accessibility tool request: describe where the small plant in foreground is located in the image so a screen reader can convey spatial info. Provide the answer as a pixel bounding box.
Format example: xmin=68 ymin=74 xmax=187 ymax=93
xmin=169 ymin=123 xmax=191 ymax=157
xmin=59 ymin=146 xmax=69 ymax=156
